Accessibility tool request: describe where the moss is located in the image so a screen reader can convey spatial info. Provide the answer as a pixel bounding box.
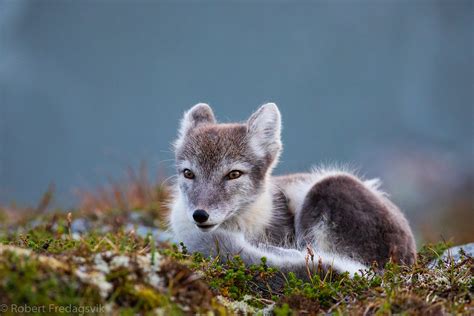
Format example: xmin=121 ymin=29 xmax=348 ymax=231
xmin=418 ymin=242 xmax=453 ymax=262
xmin=0 ymin=251 xmax=102 ymax=314
xmin=274 ymin=303 xmax=292 ymax=316
xmin=0 ymin=208 xmax=472 ymax=315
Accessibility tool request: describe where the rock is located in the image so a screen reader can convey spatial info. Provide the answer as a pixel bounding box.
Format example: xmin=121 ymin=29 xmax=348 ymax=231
xmin=429 ymin=243 xmax=474 ymax=268
xmin=71 ymin=218 xmax=89 ymax=233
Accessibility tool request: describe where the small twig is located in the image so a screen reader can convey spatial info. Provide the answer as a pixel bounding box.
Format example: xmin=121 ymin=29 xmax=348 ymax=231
xmin=66 ymin=212 xmax=73 ymax=239
xmin=305 ymin=244 xmax=315 ymax=281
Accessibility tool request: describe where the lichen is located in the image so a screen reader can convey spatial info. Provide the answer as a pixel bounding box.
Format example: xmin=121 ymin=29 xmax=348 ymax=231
xmin=0 ymin=209 xmax=472 ymax=315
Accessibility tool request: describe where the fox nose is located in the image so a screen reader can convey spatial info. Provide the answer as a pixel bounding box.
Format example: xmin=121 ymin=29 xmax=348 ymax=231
xmin=193 ymin=209 xmax=209 ymax=223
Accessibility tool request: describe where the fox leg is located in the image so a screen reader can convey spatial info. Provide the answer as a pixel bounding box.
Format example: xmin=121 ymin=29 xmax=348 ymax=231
xmin=181 ymin=230 xmax=305 ymax=266
xmin=181 ymin=229 xmax=365 ymax=278
xmin=295 ymin=174 xmax=416 ymax=268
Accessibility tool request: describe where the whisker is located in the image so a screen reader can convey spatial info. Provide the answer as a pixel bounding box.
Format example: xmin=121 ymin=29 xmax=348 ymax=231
xmin=161 ymin=175 xmax=178 ymax=186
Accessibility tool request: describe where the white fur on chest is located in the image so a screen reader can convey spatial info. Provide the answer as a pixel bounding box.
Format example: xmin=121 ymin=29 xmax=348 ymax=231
xmin=168 ymin=191 xmax=196 ymax=243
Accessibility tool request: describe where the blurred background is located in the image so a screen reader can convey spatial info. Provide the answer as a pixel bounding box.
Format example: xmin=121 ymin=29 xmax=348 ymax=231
xmin=0 ymin=0 xmax=472 ymax=244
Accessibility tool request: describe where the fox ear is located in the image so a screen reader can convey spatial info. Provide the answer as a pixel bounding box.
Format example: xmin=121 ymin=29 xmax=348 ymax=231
xmin=181 ymin=103 xmax=216 ymax=131
xmin=247 ymin=103 xmax=282 ymax=162
xmin=175 ymin=103 xmax=216 ymax=149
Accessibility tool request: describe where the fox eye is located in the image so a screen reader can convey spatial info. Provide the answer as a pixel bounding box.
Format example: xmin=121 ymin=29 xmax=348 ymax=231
xmin=183 ymin=169 xmax=195 ymax=179
xmin=226 ymin=170 xmax=243 ymax=180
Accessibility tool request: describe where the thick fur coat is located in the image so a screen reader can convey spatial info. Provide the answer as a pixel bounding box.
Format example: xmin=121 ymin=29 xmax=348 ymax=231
xmin=169 ymin=103 xmax=416 ymax=277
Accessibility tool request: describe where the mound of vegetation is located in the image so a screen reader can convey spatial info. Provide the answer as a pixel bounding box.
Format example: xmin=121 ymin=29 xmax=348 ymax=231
xmin=0 ymin=174 xmax=472 ymax=315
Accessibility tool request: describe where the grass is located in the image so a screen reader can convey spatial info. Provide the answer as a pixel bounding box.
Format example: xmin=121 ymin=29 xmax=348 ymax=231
xmin=0 ymin=175 xmax=472 ymax=315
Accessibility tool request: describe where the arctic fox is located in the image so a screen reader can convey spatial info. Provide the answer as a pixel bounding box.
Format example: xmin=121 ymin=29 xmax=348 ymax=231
xmin=169 ymin=103 xmax=416 ymax=277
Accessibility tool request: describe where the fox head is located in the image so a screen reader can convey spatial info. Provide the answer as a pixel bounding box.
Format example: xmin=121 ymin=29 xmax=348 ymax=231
xmin=173 ymin=103 xmax=282 ymax=232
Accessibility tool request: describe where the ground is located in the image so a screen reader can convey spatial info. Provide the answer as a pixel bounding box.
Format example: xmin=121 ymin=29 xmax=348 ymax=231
xmin=0 ymin=180 xmax=472 ymax=315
